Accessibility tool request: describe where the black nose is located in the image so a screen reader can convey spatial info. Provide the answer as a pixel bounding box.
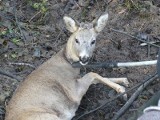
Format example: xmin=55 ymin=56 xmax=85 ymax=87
xmin=79 ymin=56 xmax=89 ymax=63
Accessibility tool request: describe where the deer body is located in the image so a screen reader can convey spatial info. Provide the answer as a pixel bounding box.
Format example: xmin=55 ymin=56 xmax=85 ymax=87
xmin=5 ymin=50 xmax=84 ymax=120
xmin=5 ymin=13 xmax=129 ymax=120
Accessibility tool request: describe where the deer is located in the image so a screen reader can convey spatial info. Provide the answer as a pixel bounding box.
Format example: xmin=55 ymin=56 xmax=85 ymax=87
xmin=5 ymin=13 xmax=129 ymax=120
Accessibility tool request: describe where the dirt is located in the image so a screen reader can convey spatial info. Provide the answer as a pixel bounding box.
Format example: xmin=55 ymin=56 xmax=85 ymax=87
xmin=0 ymin=0 xmax=160 ymax=120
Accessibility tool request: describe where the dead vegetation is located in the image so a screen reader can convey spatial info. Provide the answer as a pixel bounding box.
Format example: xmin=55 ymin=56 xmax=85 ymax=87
xmin=0 ymin=0 xmax=160 ymax=120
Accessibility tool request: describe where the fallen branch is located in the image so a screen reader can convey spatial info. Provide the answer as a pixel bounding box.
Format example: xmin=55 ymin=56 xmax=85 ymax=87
xmin=112 ymin=73 xmax=158 ymax=120
xmin=110 ymin=28 xmax=160 ymax=48
xmin=72 ymin=60 xmax=157 ymax=69
xmin=9 ymin=62 xmax=36 ymax=69
xmin=130 ymin=90 xmax=160 ymax=120
xmin=73 ymin=73 xmax=157 ymax=120
xmin=0 ymin=69 xmax=20 ymax=81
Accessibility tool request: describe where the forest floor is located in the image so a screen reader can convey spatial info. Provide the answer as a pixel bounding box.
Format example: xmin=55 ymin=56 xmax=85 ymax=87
xmin=0 ymin=0 xmax=160 ymax=120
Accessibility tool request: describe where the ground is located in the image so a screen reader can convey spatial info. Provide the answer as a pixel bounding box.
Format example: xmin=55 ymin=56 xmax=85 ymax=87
xmin=0 ymin=0 xmax=160 ymax=120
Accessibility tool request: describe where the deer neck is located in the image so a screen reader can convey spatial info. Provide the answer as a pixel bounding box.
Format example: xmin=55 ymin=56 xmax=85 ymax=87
xmin=65 ymin=35 xmax=79 ymax=64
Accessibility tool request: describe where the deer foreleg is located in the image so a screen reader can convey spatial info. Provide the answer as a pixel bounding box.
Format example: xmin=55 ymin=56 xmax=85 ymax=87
xmin=77 ymin=72 xmax=128 ymax=99
xmin=108 ymin=78 xmax=129 ymax=87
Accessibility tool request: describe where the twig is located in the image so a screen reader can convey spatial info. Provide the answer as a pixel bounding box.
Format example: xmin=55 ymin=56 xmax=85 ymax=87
xmin=29 ymin=11 xmax=41 ymax=23
xmin=110 ymin=28 xmax=160 ymax=48
xmin=55 ymin=0 xmax=65 ymax=14
xmin=73 ymin=1 xmax=81 ymax=9
xmin=9 ymin=62 xmax=36 ymax=69
xmin=12 ymin=70 xmax=30 ymax=75
xmin=130 ymin=90 xmax=160 ymax=120
xmin=147 ymin=36 xmax=150 ymax=58
xmin=95 ymin=0 xmax=100 ymax=11
xmin=107 ymin=0 xmax=114 ymax=5
xmin=72 ymin=60 xmax=157 ymax=69
xmin=14 ymin=1 xmax=26 ymax=43
xmin=0 ymin=12 xmax=15 ymax=23
xmin=112 ymin=73 xmax=158 ymax=120
xmin=73 ymin=73 xmax=158 ymax=120
xmin=53 ymin=29 xmax=63 ymax=46
xmin=129 ymin=0 xmax=139 ymax=10
xmin=0 ymin=69 xmax=20 ymax=81
xmin=157 ymin=49 xmax=160 ymax=77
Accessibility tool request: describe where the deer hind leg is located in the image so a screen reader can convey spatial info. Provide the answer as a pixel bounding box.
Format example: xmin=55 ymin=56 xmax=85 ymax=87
xmin=18 ymin=111 xmax=60 ymax=120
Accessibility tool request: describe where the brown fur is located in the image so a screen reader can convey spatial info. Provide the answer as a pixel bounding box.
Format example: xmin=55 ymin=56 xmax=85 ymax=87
xmin=5 ymin=13 xmax=129 ymax=120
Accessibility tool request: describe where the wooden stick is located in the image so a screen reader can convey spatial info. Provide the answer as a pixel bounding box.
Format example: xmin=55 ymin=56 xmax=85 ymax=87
xmin=9 ymin=62 xmax=35 ymax=69
xmin=130 ymin=90 xmax=160 ymax=120
xmin=0 ymin=69 xmax=20 ymax=81
xmin=112 ymin=74 xmax=158 ymax=120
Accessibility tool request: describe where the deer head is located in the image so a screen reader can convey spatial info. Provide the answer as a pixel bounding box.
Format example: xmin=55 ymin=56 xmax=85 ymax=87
xmin=64 ymin=13 xmax=109 ymax=65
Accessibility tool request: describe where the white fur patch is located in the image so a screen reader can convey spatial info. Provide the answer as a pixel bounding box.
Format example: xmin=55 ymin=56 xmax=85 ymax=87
xmin=79 ymin=50 xmax=89 ymax=59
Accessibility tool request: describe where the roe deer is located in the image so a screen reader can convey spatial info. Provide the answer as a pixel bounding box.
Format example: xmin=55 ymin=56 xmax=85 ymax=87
xmin=5 ymin=13 xmax=129 ymax=120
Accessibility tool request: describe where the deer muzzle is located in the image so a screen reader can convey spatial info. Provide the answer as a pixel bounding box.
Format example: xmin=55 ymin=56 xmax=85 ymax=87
xmin=79 ymin=56 xmax=89 ymax=65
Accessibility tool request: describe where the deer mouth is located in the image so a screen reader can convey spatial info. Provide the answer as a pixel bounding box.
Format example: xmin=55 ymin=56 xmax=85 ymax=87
xmin=79 ymin=56 xmax=90 ymax=65
xmin=79 ymin=61 xmax=89 ymax=66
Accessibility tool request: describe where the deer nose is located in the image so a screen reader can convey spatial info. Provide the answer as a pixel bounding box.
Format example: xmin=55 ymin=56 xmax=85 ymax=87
xmin=79 ymin=56 xmax=89 ymax=64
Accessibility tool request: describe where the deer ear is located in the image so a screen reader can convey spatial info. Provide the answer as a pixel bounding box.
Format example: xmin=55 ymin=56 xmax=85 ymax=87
xmin=94 ymin=13 xmax=108 ymax=33
xmin=63 ymin=16 xmax=78 ymax=33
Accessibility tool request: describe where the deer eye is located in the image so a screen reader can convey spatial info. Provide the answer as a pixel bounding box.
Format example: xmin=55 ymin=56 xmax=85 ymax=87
xmin=91 ymin=40 xmax=96 ymax=45
xmin=75 ymin=39 xmax=79 ymax=44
